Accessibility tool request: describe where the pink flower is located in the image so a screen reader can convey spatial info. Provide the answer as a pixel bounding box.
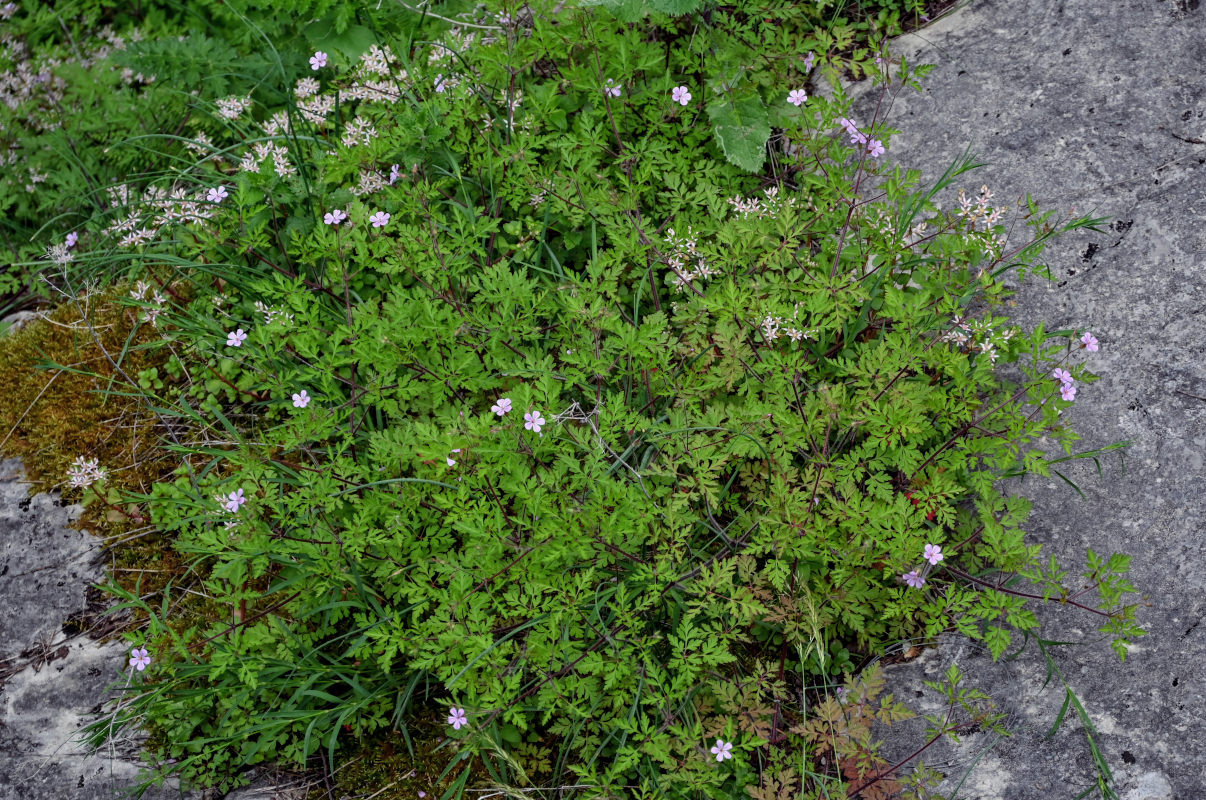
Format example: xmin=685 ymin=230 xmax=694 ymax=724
xmin=604 ymin=79 xmax=621 ymax=98
xmin=1052 ymin=368 xmax=1072 ymax=384
xmin=1080 ymin=332 xmax=1099 ymax=352
xmin=446 ymin=449 xmax=461 ymax=467
xmin=65 ymin=231 xmax=78 ymax=249
xmin=369 ymin=211 xmax=391 ymax=228
xmin=671 ymin=85 xmax=692 ymax=106
xmin=224 ymin=488 xmax=246 ymax=512
xmin=710 ymin=739 xmax=733 ymax=762
xmin=903 ymin=570 xmax=925 ymax=589
xmin=389 ymin=164 xmax=401 ymax=185
xmin=310 ymin=51 xmax=328 ymax=70
xmin=787 ymin=89 xmax=808 ymax=106
xmin=923 ymin=544 xmax=944 ymax=566
xmin=803 ymin=51 xmax=815 ymax=72
xmin=226 ymin=328 xmax=248 ymax=347
xmin=866 ymin=139 xmax=885 ymax=158
xmin=838 ymin=117 xmax=859 ymax=136
xmin=129 ymin=647 xmax=151 ymax=671
xmin=447 ymin=707 xmax=468 ymax=730
xmin=206 ymin=186 xmax=228 ymax=203
xmin=490 ymin=397 xmax=512 ymax=416
xmin=292 ymin=390 xmax=310 ymax=408
xmin=523 ymin=411 xmax=545 ymax=433
xmin=324 ymin=209 xmax=347 ymax=225
xmin=1060 ymin=383 xmax=1077 ymax=401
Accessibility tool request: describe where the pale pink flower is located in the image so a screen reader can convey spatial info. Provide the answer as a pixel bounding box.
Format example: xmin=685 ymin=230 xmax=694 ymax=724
xmin=866 ymin=139 xmax=885 ymax=158
xmin=803 ymin=51 xmax=815 ymax=71
xmin=389 ymin=164 xmax=401 ymax=184
xmin=447 ymin=707 xmax=468 ymax=730
xmin=206 ymin=186 xmax=228 ymax=203
xmin=1052 ymin=368 xmax=1072 ymax=384
xmin=604 ymin=79 xmax=621 ymax=98
xmin=224 ymin=488 xmax=246 ymax=512
xmin=1080 ymin=332 xmax=1099 ymax=352
xmin=129 ymin=647 xmax=151 ymax=671
xmin=226 ymin=328 xmax=248 ymax=347
xmin=903 ymin=570 xmax=925 ymax=589
xmin=710 ymin=739 xmax=733 ymax=762
xmin=671 ymin=85 xmax=692 ymax=106
xmin=1060 ymin=383 xmax=1077 ymax=401
xmin=292 ymin=390 xmax=310 ymax=408
xmin=324 ymin=209 xmax=347 ymax=225
xmin=369 ymin=211 xmax=391 ymax=228
xmin=310 ymin=51 xmax=328 ymax=70
xmin=786 ymin=89 xmax=807 ymax=106
xmin=923 ymin=544 xmax=944 ymax=566
xmin=523 ymin=411 xmax=545 ymax=433
xmin=490 ymin=397 xmax=512 ymax=416
xmin=65 ymin=231 xmax=78 ymax=249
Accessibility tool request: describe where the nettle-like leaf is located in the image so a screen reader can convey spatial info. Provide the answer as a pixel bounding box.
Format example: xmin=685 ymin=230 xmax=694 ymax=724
xmin=707 ymin=94 xmax=772 ymax=173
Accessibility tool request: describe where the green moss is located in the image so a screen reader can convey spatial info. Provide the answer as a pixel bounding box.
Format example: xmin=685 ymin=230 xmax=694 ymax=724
xmin=316 ymin=717 xmax=491 ymax=800
xmin=0 ymin=284 xmax=209 ymax=634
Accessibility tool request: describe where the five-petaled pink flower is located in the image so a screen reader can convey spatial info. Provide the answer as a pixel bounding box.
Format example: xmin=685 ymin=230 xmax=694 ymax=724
xmin=866 ymin=139 xmax=885 ymax=158
xmin=604 ymin=79 xmax=621 ymax=98
xmin=671 ymin=85 xmax=692 ymax=106
xmin=1080 ymin=332 xmax=1099 ymax=352
xmin=447 ymin=707 xmax=468 ymax=730
xmin=787 ymin=89 xmax=807 ymax=106
xmin=369 ymin=211 xmax=391 ymax=228
xmin=923 ymin=544 xmax=944 ymax=566
xmin=903 ymin=570 xmax=925 ymax=589
xmin=292 ymin=390 xmax=310 ymax=408
xmin=226 ymin=328 xmax=248 ymax=347
xmin=1052 ymin=368 xmax=1072 ymax=385
xmin=224 ymin=488 xmax=246 ymax=512
xmin=207 ymin=186 xmax=228 ymax=203
xmin=491 ymin=397 xmax=512 ymax=416
xmin=710 ymin=739 xmax=733 ymax=762
xmin=310 ymin=51 xmax=328 ymax=70
xmin=524 ymin=411 xmax=545 ymax=433
xmin=1060 ymin=383 xmax=1077 ymax=401
xmin=129 ymin=647 xmax=151 ymax=671
xmin=324 ymin=209 xmax=347 ymax=226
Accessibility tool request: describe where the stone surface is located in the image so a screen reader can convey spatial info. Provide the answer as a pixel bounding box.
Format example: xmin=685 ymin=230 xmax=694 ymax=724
xmin=840 ymin=0 xmax=1205 ymax=797
xmin=0 ymin=460 xmax=193 ymax=800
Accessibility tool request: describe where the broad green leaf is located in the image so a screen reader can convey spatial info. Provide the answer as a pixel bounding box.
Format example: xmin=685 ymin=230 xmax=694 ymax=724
xmin=707 ymin=95 xmax=771 ymax=172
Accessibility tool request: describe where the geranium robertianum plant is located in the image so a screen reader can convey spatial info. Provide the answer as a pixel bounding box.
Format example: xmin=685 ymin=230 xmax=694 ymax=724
xmin=56 ymin=0 xmax=1141 ymax=797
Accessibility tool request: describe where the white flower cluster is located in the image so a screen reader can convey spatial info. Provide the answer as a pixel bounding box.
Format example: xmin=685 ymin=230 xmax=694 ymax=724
xmin=238 ymin=141 xmax=295 ymax=177
xmin=298 ymin=93 xmax=335 ymax=125
xmin=103 ymin=183 xmax=222 ymax=248
xmin=215 ymin=95 xmax=251 ymax=121
xmin=341 ymin=115 xmax=377 ymax=148
xmin=939 ymin=314 xmax=1018 ymax=364
xmin=129 ymin=280 xmax=169 ymax=326
xmin=66 ymin=456 xmax=107 ymax=489
xmin=726 ymin=185 xmax=797 ymax=220
xmin=758 ymin=302 xmax=816 ymax=344
xmin=350 ymin=167 xmax=388 ymax=197
xmin=664 ymin=226 xmax=719 ymax=293
xmin=253 ymin=300 xmax=294 ymax=325
xmin=957 ymin=185 xmax=1003 ymax=227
